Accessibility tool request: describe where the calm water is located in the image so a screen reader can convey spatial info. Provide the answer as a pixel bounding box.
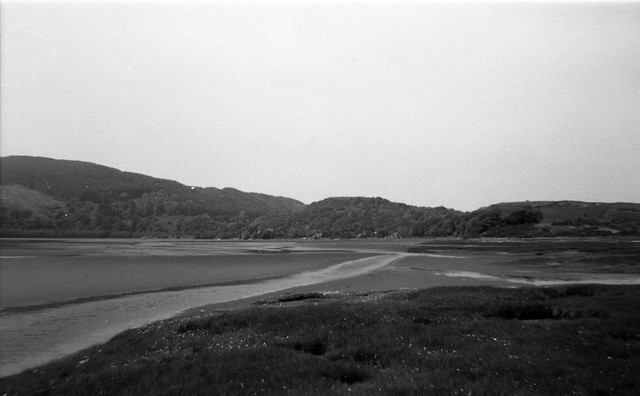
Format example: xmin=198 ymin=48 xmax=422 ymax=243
xmin=0 ymin=252 xmax=370 ymax=308
xmin=0 ymin=253 xmax=400 ymax=377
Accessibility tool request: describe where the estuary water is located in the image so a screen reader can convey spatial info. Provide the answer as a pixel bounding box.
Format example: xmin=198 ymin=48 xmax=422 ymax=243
xmin=0 ymin=253 xmax=400 ymax=377
xmin=3 ymin=238 xmax=637 ymax=377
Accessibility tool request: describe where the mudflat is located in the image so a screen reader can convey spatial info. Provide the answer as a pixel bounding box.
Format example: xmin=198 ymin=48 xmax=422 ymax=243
xmin=186 ymin=237 xmax=640 ymax=313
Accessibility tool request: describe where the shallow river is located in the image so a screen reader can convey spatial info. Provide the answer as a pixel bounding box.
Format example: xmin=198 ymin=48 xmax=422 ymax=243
xmin=0 ymin=253 xmax=399 ymax=377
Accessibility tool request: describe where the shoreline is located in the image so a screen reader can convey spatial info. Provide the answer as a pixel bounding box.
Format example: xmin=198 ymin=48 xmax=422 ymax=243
xmin=0 ymin=254 xmax=401 ymax=377
xmin=0 ymin=250 xmax=376 ymax=309
xmin=2 ymin=238 xmax=638 ymax=379
xmin=0 ymin=274 xmax=295 ymax=315
xmin=183 ymin=252 xmax=640 ymax=316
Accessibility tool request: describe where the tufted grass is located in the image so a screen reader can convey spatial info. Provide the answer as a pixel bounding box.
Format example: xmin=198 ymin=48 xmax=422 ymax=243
xmin=2 ymin=284 xmax=639 ymax=395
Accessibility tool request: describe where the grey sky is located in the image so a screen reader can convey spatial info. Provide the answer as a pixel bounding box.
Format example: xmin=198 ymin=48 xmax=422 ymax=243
xmin=1 ymin=1 xmax=638 ymax=211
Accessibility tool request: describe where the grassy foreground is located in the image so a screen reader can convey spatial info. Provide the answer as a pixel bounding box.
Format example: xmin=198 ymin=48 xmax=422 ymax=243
xmin=2 ymin=285 xmax=639 ymax=395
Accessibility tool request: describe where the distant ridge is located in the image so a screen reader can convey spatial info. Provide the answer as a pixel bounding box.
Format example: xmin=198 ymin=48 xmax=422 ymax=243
xmin=1 ymin=156 xmax=638 ymax=238
xmin=1 ymin=156 xmax=186 ymax=201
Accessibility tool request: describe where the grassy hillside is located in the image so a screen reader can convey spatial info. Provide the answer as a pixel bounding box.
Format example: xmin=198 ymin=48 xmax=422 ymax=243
xmin=0 ymin=156 xmax=187 ymax=201
xmin=0 ymin=185 xmax=69 ymax=230
xmin=0 ymin=185 xmax=67 ymax=215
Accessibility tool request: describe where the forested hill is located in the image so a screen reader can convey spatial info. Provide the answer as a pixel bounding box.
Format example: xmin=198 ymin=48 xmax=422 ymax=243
xmin=1 ymin=156 xmax=186 ymax=202
xmin=1 ymin=156 xmax=639 ymax=238
xmin=261 ymin=198 xmax=640 ymax=239
xmin=271 ymin=197 xmax=462 ymax=239
xmin=0 ymin=156 xmax=305 ymax=237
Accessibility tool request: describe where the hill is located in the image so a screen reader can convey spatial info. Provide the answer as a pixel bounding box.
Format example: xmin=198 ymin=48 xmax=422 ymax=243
xmin=249 ymin=198 xmax=640 ymax=239
xmin=1 ymin=156 xmax=638 ymax=238
xmin=262 ymin=197 xmax=461 ymax=239
xmin=463 ymin=201 xmax=640 ymax=237
xmin=0 ymin=156 xmax=305 ymax=238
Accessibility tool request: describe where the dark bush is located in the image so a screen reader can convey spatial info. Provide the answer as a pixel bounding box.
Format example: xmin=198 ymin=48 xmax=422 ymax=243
xmin=277 ymin=292 xmax=327 ymax=303
xmin=319 ymin=362 xmax=370 ymax=384
xmin=293 ymin=339 xmax=328 ymax=356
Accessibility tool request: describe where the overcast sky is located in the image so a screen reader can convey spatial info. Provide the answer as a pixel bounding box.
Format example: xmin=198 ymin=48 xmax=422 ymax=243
xmin=1 ymin=1 xmax=638 ymax=211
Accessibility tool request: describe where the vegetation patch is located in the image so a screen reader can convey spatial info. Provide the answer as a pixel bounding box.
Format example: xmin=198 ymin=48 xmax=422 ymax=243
xmin=254 ymin=292 xmax=335 ymax=306
xmin=275 ymin=292 xmax=331 ymax=303
xmin=2 ymin=285 xmax=640 ymax=395
xmin=318 ymin=361 xmax=371 ymax=385
xmin=292 ymin=338 xmax=328 ymax=356
xmin=276 ymin=333 xmax=330 ymax=357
